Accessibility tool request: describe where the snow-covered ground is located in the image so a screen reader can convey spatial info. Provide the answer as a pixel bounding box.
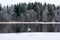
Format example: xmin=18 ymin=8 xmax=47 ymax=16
xmin=0 ymin=32 xmax=60 ymax=40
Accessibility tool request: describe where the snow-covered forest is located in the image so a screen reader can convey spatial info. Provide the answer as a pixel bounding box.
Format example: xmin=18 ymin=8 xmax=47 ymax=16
xmin=0 ymin=2 xmax=60 ymax=33
xmin=0 ymin=2 xmax=60 ymax=22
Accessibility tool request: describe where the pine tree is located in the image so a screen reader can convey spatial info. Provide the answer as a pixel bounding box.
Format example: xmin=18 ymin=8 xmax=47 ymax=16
xmin=47 ymin=4 xmax=54 ymax=22
xmin=27 ymin=3 xmax=33 ymax=10
xmin=42 ymin=2 xmax=46 ymax=10
xmin=57 ymin=6 xmax=60 ymax=9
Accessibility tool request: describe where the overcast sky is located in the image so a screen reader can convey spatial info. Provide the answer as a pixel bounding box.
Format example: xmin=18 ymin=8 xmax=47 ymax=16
xmin=0 ymin=0 xmax=60 ymax=6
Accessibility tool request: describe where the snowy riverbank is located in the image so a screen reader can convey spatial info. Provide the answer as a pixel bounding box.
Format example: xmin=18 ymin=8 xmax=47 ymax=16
xmin=0 ymin=32 xmax=60 ymax=40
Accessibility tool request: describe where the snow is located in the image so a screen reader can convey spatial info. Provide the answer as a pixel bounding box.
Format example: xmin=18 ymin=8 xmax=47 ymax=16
xmin=0 ymin=32 xmax=60 ymax=40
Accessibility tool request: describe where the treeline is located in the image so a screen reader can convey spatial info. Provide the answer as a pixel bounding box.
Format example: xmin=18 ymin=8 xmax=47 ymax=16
xmin=0 ymin=2 xmax=60 ymax=22
xmin=0 ymin=2 xmax=60 ymax=33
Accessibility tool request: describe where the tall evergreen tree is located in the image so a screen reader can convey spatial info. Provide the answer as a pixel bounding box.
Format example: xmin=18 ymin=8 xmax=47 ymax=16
xmin=47 ymin=4 xmax=54 ymax=21
xmin=57 ymin=6 xmax=60 ymax=9
xmin=42 ymin=2 xmax=46 ymax=10
xmin=27 ymin=3 xmax=33 ymax=10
